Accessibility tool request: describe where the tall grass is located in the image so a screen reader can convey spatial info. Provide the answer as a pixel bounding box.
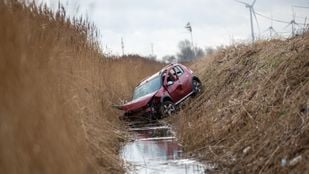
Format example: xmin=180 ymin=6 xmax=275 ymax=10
xmin=176 ymin=33 xmax=309 ymax=173
xmin=0 ymin=1 xmax=162 ymax=173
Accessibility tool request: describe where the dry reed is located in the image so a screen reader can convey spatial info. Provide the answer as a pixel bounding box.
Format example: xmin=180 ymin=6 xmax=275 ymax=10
xmin=0 ymin=1 xmax=162 ymax=173
xmin=175 ymin=32 xmax=309 ymax=173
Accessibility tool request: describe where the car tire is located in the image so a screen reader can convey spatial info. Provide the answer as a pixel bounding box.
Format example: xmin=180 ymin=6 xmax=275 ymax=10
xmin=192 ymin=79 xmax=202 ymax=96
xmin=160 ymin=101 xmax=176 ymax=117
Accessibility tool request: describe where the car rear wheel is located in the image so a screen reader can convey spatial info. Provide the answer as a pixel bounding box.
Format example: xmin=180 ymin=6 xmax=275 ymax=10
xmin=160 ymin=101 xmax=176 ymax=117
xmin=192 ymin=79 xmax=202 ymax=96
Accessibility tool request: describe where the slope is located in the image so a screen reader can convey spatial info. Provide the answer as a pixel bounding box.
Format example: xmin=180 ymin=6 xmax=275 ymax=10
xmin=176 ymin=32 xmax=309 ymax=173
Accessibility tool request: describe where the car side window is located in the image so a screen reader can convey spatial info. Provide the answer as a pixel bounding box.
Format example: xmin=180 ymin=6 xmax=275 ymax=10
xmin=174 ymin=66 xmax=184 ymax=77
xmin=167 ymin=69 xmax=177 ymax=82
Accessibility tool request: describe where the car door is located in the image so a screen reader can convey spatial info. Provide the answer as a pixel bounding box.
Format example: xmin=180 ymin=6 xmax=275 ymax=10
xmin=164 ymin=67 xmax=186 ymax=102
xmin=174 ymin=65 xmax=192 ymax=95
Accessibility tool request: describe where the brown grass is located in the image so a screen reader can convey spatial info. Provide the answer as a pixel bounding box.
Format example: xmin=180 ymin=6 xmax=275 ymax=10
xmin=175 ymin=33 xmax=309 ymax=173
xmin=0 ymin=1 xmax=162 ymax=174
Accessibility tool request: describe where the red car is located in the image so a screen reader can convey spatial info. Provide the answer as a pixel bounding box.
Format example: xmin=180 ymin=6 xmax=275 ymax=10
xmin=114 ymin=63 xmax=202 ymax=119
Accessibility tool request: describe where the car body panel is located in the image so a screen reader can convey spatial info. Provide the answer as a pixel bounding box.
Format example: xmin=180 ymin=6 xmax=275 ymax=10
xmin=120 ymin=90 xmax=158 ymax=112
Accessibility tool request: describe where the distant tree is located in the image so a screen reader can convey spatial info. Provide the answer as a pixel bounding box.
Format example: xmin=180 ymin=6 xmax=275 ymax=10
xmin=176 ymin=40 xmax=194 ymax=62
xmin=205 ymin=46 xmax=215 ymax=55
xmin=194 ymin=47 xmax=205 ymax=58
xmin=162 ymin=55 xmax=176 ymax=63
xmin=148 ymin=55 xmax=157 ymax=61
xmin=176 ymin=39 xmax=204 ymax=62
xmin=216 ymin=45 xmax=224 ymax=50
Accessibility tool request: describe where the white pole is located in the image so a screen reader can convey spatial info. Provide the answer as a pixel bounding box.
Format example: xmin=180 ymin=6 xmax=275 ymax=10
xmin=249 ymin=7 xmax=255 ymax=43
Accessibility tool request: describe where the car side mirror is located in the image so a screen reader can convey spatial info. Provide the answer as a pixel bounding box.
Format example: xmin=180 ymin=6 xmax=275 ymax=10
xmin=167 ymin=81 xmax=174 ymax=86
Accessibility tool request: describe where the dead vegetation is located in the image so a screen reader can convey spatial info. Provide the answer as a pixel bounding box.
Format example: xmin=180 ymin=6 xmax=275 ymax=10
xmin=1 ymin=1 xmax=308 ymax=173
xmin=176 ymin=33 xmax=309 ymax=173
xmin=0 ymin=1 xmax=162 ymax=174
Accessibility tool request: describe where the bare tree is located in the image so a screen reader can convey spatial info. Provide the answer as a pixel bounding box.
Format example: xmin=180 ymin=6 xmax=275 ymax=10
xmin=177 ymin=40 xmax=204 ymax=62
xmin=205 ymin=46 xmax=215 ymax=55
xmin=162 ymin=55 xmax=176 ymax=63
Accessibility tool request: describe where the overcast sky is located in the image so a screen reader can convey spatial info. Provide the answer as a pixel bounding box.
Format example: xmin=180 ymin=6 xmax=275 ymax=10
xmin=42 ymin=0 xmax=308 ymax=59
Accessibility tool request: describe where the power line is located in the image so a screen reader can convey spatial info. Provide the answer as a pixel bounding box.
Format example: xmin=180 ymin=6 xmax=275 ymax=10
xmin=254 ymin=11 xmax=290 ymax=24
xmin=295 ymin=15 xmax=308 ymax=20
xmin=292 ymin=5 xmax=309 ymax=9
xmin=254 ymin=11 xmax=306 ymax=25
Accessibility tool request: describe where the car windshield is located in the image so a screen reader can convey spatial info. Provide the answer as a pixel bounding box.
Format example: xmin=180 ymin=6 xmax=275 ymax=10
xmin=132 ymin=75 xmax=161 ymax=100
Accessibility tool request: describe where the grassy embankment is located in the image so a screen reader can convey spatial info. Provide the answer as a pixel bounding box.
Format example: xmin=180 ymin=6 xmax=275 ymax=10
xmin=0 ymin=1 xmax=162 ymax=174
xmin=176 ymin=32 xmax=309 ymax=173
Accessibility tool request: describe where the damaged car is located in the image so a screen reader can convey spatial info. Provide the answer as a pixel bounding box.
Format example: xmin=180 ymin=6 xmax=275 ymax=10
xmin=114 ymin=63 xmax=202 ymax=119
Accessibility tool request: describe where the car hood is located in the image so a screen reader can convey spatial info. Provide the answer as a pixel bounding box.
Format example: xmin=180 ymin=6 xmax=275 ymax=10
xmin=119 ymin=91 xmax=158 ymax=112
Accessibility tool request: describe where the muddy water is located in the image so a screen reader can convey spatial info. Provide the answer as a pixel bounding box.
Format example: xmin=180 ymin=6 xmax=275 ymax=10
xmin=121 ymin=121 xmax=209 ymax=174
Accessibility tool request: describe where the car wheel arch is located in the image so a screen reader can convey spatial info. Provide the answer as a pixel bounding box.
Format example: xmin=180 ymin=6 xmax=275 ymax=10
xmin=160 ymin=95 xmax=173 ymax=103
xmin=192 ymin=76 xmax=201 ymax=83
xmin=192 ymin=76 xmax=202 ymax=97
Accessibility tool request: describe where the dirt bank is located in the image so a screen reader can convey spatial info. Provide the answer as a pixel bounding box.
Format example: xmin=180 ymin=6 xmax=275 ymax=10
xmin=0 ymin=1 xmax=162 ymax=173
xmin=175 ymin=33 xmax=309 ymax=173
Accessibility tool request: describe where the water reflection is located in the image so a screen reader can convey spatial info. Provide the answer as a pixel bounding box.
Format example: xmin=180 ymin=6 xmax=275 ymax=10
xmin=121 ymin=122 xmax=208 ymax=174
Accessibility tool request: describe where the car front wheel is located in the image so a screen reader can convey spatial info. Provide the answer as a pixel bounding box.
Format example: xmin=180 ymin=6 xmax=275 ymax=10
xmin=192 ymin=79 xmax=202 ymax=96
xmin=160 ymin=101 xmax=176 ymax=117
